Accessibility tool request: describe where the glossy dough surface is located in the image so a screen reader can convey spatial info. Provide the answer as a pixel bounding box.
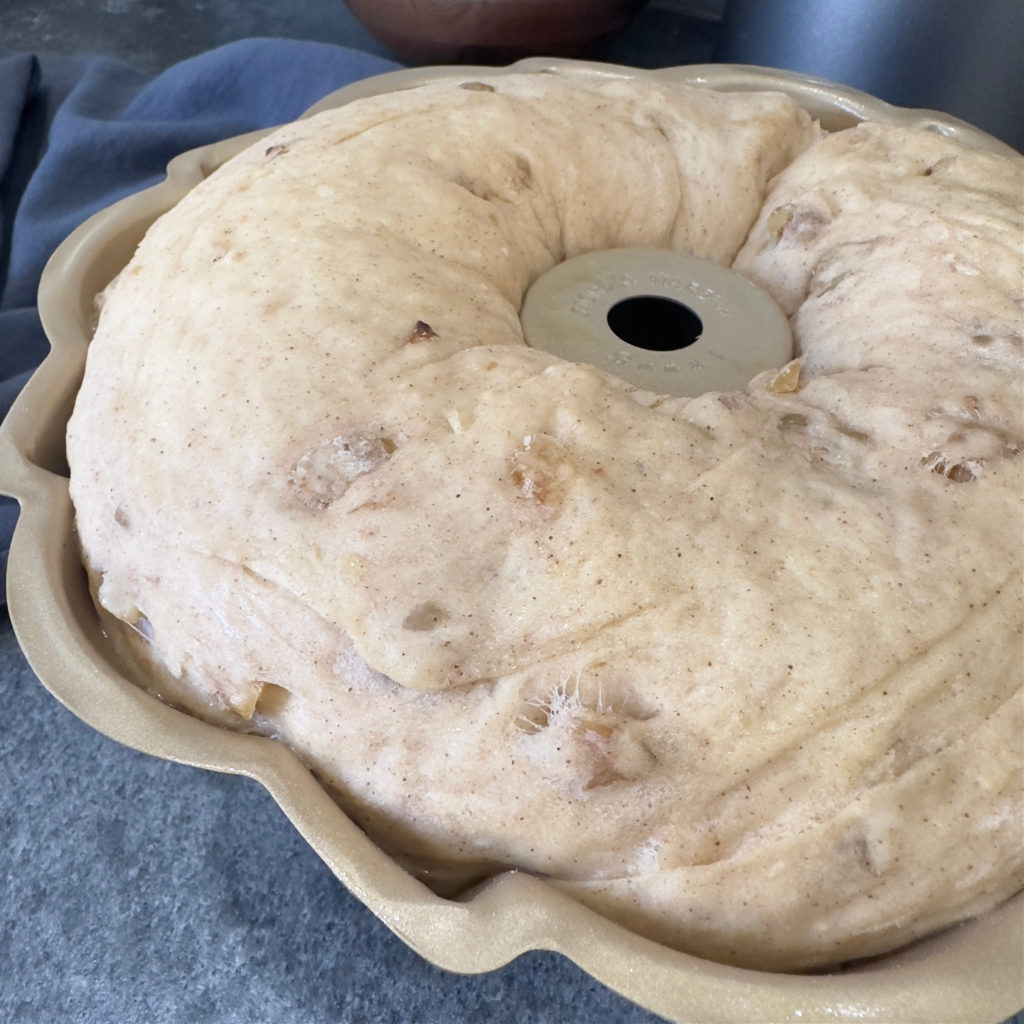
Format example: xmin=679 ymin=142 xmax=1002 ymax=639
xmin=66 ymin=72 xmax=1024 ymax=970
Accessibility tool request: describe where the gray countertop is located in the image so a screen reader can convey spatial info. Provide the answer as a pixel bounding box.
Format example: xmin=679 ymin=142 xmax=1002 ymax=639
xmin=1 ymin=2 xmax=1021 ymax=1023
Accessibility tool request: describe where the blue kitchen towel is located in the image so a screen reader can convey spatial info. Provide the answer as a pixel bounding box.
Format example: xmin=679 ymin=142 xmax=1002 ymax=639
xmin=0 ymin=39 xmax=400 ymax=601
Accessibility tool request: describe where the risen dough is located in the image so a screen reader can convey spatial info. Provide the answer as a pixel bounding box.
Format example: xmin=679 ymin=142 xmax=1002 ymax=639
xmin=66 ymin=71 xmax=1023 ymax=970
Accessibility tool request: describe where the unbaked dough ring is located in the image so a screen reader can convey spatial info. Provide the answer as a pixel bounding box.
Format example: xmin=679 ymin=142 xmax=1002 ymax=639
xmin=66 ymin=70 xmax=1023 ymax=970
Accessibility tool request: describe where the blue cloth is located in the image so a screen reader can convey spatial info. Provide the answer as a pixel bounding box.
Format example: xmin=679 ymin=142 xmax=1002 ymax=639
xmin=0 ymin=39 xmax=400 ymax=597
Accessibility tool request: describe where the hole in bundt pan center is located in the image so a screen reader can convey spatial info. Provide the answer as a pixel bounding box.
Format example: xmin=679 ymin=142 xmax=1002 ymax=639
xmin=606 ymin=295 xmax=703 ymax=351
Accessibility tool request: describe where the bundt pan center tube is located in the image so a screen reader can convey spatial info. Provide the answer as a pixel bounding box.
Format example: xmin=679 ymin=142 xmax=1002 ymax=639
xmin=521 ymin=247 xmax=795 ymax=396
xmin=2 ymin=60 xmax=1022 ymax=1023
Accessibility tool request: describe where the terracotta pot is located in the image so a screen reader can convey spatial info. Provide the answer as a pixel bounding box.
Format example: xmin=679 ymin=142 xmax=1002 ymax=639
xmin=344 ymin=0 xmax=649 ymax=64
